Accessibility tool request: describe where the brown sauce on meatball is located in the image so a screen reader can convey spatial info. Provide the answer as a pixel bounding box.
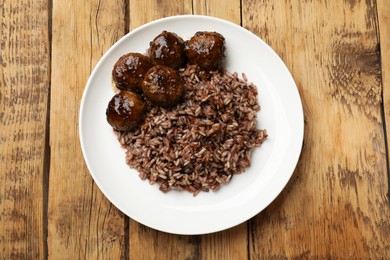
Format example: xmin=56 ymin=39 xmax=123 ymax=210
xmin=106 ymin=91 xmax=147 ymax=131
xmin=141 ymin=65 xmax=184 ymax=108
xmin=108 ymin=31 xmax=227 ymax=132
xmin=148 ymin=31 xmax=185 ymax=69
xmin=112 ymin=53 xmax=153 ymax=92
xmin=185 ymin=31 xmax=225 ymax=70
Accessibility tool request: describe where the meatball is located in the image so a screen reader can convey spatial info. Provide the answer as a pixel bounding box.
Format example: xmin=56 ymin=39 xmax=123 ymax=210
xmin=106 ymin=90 xmax=147 ymax=131
xmin=112 ymin=53 xmax=153 ymax=92
xmin=148 ymin=31 xmax=185 ymax=69
xmin=141 ymin=65 xmax=184 ymax=107
xmin=185 ymin=31 xmax=225 ymax=70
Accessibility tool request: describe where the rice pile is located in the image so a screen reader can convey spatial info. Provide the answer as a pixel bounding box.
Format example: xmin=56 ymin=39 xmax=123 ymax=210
xmin=116 ymin=65 xmax=267 ymax=196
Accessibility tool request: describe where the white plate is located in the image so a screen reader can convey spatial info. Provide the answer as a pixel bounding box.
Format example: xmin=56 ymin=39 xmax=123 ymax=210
xmin=79 ymin=15 xmax=304 ymax=235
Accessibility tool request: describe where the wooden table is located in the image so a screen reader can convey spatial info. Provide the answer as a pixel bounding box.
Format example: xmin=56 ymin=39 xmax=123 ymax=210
xmin=1 ymin=0 xmax=389 ymax=258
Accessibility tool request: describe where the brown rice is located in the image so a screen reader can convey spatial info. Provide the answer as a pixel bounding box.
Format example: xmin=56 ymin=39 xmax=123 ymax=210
xmin=115 ymin=65 xmax=267 ymax=196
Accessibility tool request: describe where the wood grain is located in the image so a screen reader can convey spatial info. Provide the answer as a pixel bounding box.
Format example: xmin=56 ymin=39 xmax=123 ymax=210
xmin=48 ymin=0 xmax=128 ymax=258
xmin=192 ymin=0 xmax=241 ymax=25
xmin=243 ymin=0 xmax=390 ymax=258
xmin=129 ymin=0 xmax=192 ymax=30
xmin=200 ymin=223 xmax=248 ymax=260
xmin=0 ymin=0 xmax=49 ymax=258
xmin=377 ymin=0 xmax=390 ymax=204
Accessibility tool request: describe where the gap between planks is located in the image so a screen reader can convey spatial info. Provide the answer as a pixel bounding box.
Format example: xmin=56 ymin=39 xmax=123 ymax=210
xmin=43 ymin=0 xmax=54 ymax=259
xmin=380 ymin=85 xmax=390 ymax=203
xmin=375 ymin=0 xmax=390 ymax=204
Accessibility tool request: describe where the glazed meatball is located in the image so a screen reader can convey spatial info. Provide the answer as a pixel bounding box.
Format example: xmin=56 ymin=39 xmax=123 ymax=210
xmin=148 ymin=31 xmax=185 ymax=69
xmin=112 ymin=53 xmax=153 ymax=92
xmin=185 ymin=31 xmax=225 ymax=70
xmin=106 ymin=91 xmax=147 ymax=131
xmin=141 ymin=65 xmax=184 ymax=107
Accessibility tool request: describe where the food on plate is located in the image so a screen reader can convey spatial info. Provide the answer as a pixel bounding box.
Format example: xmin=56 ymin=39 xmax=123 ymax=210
xmin=185 ymin=31 xmax=225 ymax=70
xmin=118 ymin=66 xmax=267 ymax=195
xmin=112 ymin=53 xmax=153 ymax=92
xmin=106 ymin=90 xmax=147 ymax=131
xmin=107 ymin=31 xmax=267 ymax=195
xmin=148 ymin=31 xmax=186 ymax=69
xmin=141 ymin=65 xmax=184 ymax=107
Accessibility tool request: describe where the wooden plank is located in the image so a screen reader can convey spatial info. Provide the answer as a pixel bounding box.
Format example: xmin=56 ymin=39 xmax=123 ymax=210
xmin=200 ymin=223 xmax=247 ymax=260
xmin=129 ymin=223 xmax=200 ymax=259
xmin=129 ymin=0 xmax=193 ymax=29
xmin=48 ymin=0 xmax=128 ymax=258
xmin=0 ymin=0 xmax=49 ymax=258
xmin=128 ymin=1 xmax=201 ymax=260
xmin=192 ymin=0 xmax=241 ymax=25
xmin=243 ymin=0 xmax=390 ymax=258
xmin=192 ymin=1 xmax=248 ymax=260
xmin=377 ymin=0 xmax=390 ymax=211
xmin=128 ymin=1 xmax=247 ymax=259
